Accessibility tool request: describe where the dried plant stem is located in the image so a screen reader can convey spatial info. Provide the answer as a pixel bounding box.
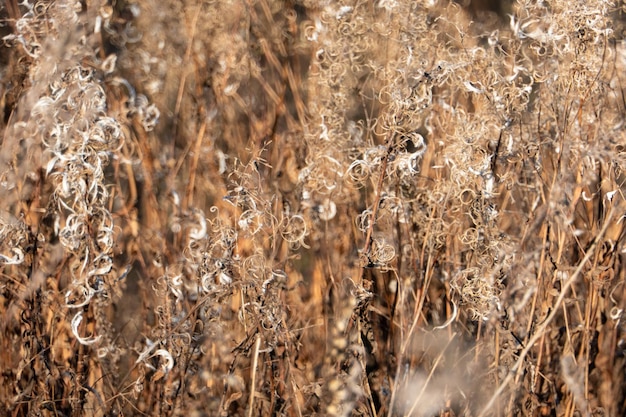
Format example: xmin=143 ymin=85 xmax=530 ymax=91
xmin=494 ymin=328 xmax=501 ymax=416
xmin=362 ymin=134 xmax=395 ymax=265
xmin=183 ymin=119 xmax=207 ymax=210
xmin=171 ymin=2 xmax=201 ymax=156
xmin=387 ymin=256 xmax=435 ymax=417
xmin=478 ymin=205 xmax=620 ymax=417
xmin=248 ymin=334 xmax=262 ymax=417
xmin=356 ymin=319 xmax=378 ymax=417
xmin=406 ymin=333 xmax=456 ymax=417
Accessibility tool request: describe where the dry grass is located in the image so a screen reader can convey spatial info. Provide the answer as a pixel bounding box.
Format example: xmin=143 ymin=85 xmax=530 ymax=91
xmin=1 ymin=0 xmax=626 ymax=416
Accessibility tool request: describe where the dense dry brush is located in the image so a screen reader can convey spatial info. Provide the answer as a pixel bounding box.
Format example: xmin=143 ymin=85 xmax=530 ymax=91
xmin=1 ymin=0 xmax=626 ymax=416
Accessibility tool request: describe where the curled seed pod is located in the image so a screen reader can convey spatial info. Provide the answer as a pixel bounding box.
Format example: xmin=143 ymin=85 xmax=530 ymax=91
xmin=371 ymin=239 xmax=396 ymax=265
xmin=346 ymin=159 xmax=370 ymax=185
xmin=281 ymin=214 xmax=308 ymax=248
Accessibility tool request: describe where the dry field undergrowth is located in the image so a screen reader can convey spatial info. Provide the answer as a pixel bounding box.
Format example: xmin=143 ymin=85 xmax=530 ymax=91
xmin=1 ymin=0 xmax=626 ymax=416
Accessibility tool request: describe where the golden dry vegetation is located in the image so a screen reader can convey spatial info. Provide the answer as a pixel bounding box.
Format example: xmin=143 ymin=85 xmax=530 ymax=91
xmin=1 ymin=0 xmax=626 ymax=416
